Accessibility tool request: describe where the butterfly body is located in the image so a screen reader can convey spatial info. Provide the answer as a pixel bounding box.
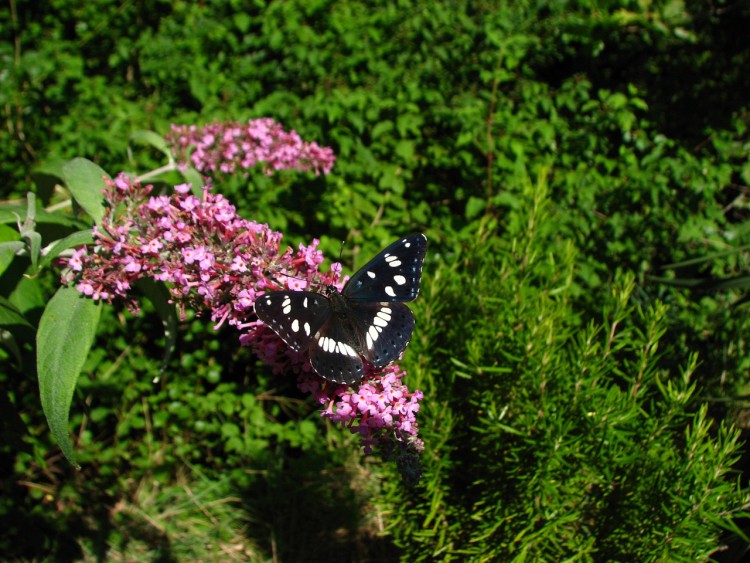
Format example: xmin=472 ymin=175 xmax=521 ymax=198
xmin=254 ymin=234 xmax=427 ymax=384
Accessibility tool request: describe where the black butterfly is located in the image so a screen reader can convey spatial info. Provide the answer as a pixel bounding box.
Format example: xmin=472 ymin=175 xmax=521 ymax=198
xmin=254 ymin=233 xmax=427 ymax=384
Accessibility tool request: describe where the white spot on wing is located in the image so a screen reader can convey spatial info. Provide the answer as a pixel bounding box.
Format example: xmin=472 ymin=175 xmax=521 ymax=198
xmin=385 ymin=255 xmax=402 ymax=267
xmin=318 ymin=335 xmax=358 ymax=357
xmin=373 ymin=316 xmax=388 ymax=328
xmin=393 ymin=275 xmax=406 ymax=285
xmin=385 ymin=286 xmax=396 ymax=297
xmin=377 ymin=308 xmax=392 ymax=321
xmin=282 ymin=295 xmax=291 ymax=315
xmin=304 ymin=322 xmax=311 ymax=336
xmin=368 ymin=326 xmax=379 ymax=341
xmin=291 ymin=319 xmax=299 ymax=332
xmin=367 ymin=271 xmax=376 ymax=279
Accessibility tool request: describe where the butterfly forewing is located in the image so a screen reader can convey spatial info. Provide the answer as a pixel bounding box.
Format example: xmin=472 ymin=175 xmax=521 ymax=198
xmin=254 ymin=291 xmax=330 ymax=351
xmin=344 ymin=233 xmax=427 ymax=303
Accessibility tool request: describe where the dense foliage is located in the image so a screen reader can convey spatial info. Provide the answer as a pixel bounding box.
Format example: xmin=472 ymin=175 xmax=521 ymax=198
xmin=2 ymin=0 xmax=750 ymax=560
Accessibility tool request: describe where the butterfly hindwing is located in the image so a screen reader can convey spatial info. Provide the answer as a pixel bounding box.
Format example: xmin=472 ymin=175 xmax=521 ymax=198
xmin=344 ymin=233 xmax=427 ymax=303
xmin=254 ymin=291 xmax=330 ymax=351
xmin=309 ymin=313 xmax=366 ymax=384
xmin=352 ymin=301 xmax=416 ymax=368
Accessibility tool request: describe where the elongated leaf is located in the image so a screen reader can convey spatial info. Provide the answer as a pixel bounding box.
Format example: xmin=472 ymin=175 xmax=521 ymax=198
xmin=0 ymin=205 xmax=87 ymax=228
xmin=660 ymin=245 xmax=750 ymax=269
xmin=62 ymin=158 xmax=109 ymax=225
xmin=32 ymin=158 xmax=67 ymax=179
xmin=130 ymin=130 xmax=172 ymax=158
xmin=649 ymin=274 xmax=750 ymax=291
xmin=709 ymin=275 xmax=750 ymax=291
xmin=31 ymin=158 xmax=67 ymax=205
xmin=0 ymin=223 xmax=21 ymax=278
xmin=42 ymin=229 xmax=94 ymax=266
xmin=0 ymin=240 xmax=25 ymax=254
xmin=0 ymin=297 xmax=32 ymax=368
xmin=37 ymin=286 xmax=101 ymax=467
xmin=0 ymin=296 xmax=33 ymax=329
xmin=19 ymin=193 xmax=41 ymax=271
xmin=180 ymin=167 xmax=206 ymax=195
xmin=9 ymin=275 xmax=46 ymax=314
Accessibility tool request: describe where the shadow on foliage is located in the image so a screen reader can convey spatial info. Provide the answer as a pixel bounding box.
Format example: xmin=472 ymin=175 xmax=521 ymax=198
xmin=237 ymin=449 xmax=400 ymax=562
xmin=640 ymin=1 xmax=750 ymax=144
xmin=534 ymin=0 xmax=750 ymax=146
xmin=0 ymin=464 xmax=174 ymax=563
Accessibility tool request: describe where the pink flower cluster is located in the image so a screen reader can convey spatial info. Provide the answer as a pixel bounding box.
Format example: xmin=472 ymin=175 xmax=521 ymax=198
xmin=61 ymin=176 xmax=306 ymax=330
xmin=62 ymin=173 xmax=424 ymax=456
xmin=318 ymin=365 xmax=424 ymax=455
xmin=166 ymin=118 xmax=336 ymax=177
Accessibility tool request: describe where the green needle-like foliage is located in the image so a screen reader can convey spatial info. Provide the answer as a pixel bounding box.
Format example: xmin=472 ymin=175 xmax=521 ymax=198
xmin=384 ymin=173 xmax=749 ymax=560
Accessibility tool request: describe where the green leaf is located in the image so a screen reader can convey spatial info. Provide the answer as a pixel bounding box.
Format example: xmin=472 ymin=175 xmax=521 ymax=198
xmin=233 ymin=12 xmax=251 ymax=32
xmin=708 ymin=275 xmax=750 ymax=291
xmin=0 ymin=296 xmax=33 ymax=329
xmin=0 ymin=240 xmax=26 ymax=254
xmin=648 ymin=274 xmax=750 ymax=291
xmin=62 ymin=158 xmax=109 ymax=225
xmin=0 ymin=241 xmax=24 ymax=277
xmin=31 ymin=158 xmax=67 ymax=205
xmin=41 ymin=229 xmax=94 ymax=267
xmin=9 ymin=275 xmax=46 ymax=315
xmin=37 ymin=286 xmax=101 ymax=467
xmin=465 ymin=196 xmax=486 ymax=220
xmin=0 ymin=205 xmax=87 ymax=228
xmin=0 ymin=330 xmax=24 ymax=374
xmin=371 ymin=120 xmax=394 ymax=139
xmin=31 ymin=158 xmax=67 ymax=180
xmin=660 ymin=245 xmax=750 ymax=269
xmin=18 ymin=193 xmax=41 ymax=271
xmin=178 ymin=166 xmax=206 ymax=194
xmin=129 ymin=130 xmax=172 ymax=159
xmin=395 ymin=139 xmax=415 ymax=161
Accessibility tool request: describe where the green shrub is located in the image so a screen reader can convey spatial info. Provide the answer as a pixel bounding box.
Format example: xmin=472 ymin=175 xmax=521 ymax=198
xmin=382 ymin=172 xmax=749 ymax=560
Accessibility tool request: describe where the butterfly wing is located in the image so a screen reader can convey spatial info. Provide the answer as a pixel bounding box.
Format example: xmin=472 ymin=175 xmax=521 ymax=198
xmin=308 ymin=312 xmax=366 ymax=384
xmin=254 ymin=291 xmax=330 ymax=351
xmin=344 ymin=233 xmax=427 ymax=303
xmin=307 ymin=299 xmax=416 ymax=383
xmin=351 ymin=301 xmax=416 ymax=368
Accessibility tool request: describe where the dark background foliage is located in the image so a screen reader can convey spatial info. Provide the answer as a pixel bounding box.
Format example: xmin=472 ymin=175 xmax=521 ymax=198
xmin=2 ymin=0 xmax=750 ymax=560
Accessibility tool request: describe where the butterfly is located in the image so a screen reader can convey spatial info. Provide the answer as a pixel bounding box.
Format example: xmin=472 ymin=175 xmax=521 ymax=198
xmin=254 ymin=233 xmax=427 ymax=384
